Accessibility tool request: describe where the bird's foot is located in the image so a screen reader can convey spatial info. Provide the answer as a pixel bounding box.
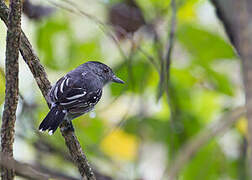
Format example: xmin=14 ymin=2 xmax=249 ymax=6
xmin=61 ymin=121 xmax=75 ymax=133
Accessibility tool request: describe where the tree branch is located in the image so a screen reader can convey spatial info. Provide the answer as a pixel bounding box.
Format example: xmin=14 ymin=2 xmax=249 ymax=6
xmin=60 ymin=122 xmax=96 ymax=180
xmin=0 ymin=1 xmax=96 ymax=179
xmin=0 ymin=153 xmax=49 ymax=180
xmin=157 ymin=0 xmax=176 ymax=100
xmin=1 ymin=0 xmax=22 ymax=179
xmin=31 ymin=163 xmax=79 ymax=180
xmin=210 ymin=0 xmax=252 ymax=176
xmin=165 ymin=106 xmax=245 ymax=179
xmin=0 ymin=152 xmax=81 ymax=180
xmin=165 ymin=0 xmax=176 ymax=80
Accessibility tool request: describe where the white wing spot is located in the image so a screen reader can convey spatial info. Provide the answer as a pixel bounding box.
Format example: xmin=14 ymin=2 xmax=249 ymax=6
xmin=60 ymin=100 xmax=78 ymax=106
xmin=48 ymin=130 xmax=53 ymax=136
xmin=54 ymin=86 xmax=58 ymax=100
xmin=66 ymin=93 xmax=85 ymax=100
xmin=60 ymin=78 xmax=67 ymax=93
xmin=66 ymin=78 xmax=70 ymax=86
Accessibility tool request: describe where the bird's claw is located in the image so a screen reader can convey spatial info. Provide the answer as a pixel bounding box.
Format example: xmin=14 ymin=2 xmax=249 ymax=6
xmin=61 ymin=121 xmax=75 ymax=133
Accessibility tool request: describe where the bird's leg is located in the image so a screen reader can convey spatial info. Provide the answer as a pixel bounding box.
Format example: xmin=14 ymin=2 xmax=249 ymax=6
xmin=60 ymin=119 xmax=75 ymax=133
xmin=67 ymin=121 xmax=75 ymax=132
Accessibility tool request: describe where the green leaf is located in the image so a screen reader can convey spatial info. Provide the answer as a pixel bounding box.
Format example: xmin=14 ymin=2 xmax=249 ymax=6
xmin=177 ymin=24 xmax=236 ymax=63
xmin=205 ymin=67 xmax=234 ymax=96
xmin=191 ymin=90 xmax=221 ymax=123
xmin=36 ymin=15 xmax=72 ymax=70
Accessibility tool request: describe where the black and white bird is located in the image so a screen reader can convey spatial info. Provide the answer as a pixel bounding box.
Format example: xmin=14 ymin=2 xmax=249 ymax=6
xmin=39 ymin=61 xmax=124 ymax=135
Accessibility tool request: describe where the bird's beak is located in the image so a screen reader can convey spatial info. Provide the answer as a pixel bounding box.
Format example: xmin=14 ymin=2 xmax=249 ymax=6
xmin=112 ymin=75 xmax=125 ymax=84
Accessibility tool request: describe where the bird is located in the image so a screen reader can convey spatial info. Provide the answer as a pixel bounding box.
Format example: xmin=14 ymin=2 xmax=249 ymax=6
xmin=39 ymin=61 xmax=124 ymax=135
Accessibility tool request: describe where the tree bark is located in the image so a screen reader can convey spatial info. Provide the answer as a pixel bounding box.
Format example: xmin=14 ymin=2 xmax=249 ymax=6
xmin=0 ymin=153 xmax=49 ymax=180
xmin=1 ymin=0 xmax=22 ymax=179
xmin=0 ymin=1 xmax=96 ymax=179
xmin=60 ymin=121 xmax=95 ymax=180
xmin=211 ymin=0 xmax=252 ymax=177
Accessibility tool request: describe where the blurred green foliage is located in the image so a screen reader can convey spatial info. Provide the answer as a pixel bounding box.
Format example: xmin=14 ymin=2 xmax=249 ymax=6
xmin=36 ymin=14 xmax=102 ymax=70
xmin=177 ymin=24 xmax=235 ymax=62
xmin=0 ymin=0 xmax=246 ymax=179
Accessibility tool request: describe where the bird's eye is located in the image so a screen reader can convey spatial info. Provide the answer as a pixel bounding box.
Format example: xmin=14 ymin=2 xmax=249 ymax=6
xmin=103 ymin=68 xmax=109 ymax=73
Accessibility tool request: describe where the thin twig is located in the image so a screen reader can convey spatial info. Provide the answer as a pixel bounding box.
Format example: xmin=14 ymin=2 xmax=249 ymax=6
xmin=165 ymin=106 xmax=245 ymax=180
xmin=162 ymin=0 xmax=177 ymax=158
xmin=1 ymin=0 xmax=22 ymax=179
xmin=165 ymin=0 xmax=176 ymax=78
xmin=157 ymin=0 xmax=176 ymax=100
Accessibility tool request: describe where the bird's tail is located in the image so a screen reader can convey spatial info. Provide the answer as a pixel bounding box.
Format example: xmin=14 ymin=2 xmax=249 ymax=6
xmin=39 ymin=106 xmax=66 ymax=135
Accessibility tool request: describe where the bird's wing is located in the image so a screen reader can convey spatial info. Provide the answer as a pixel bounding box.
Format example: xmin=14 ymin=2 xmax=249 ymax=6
xmin=49 ymin=72 xmax=102 ymax=110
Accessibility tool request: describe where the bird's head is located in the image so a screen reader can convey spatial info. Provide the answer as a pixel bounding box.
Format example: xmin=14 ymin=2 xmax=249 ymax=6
xmin=86 ymin=61 xmax=125 ymax=85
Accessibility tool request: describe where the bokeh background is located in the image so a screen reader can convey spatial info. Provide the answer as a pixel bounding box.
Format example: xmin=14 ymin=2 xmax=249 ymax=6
xmin=0 ymin=0 xmax=247 ymax=179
